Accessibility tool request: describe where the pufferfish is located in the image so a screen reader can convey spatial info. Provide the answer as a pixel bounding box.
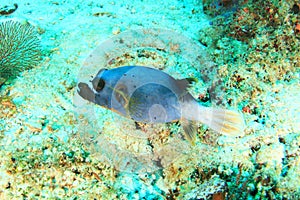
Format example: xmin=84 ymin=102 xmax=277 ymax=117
xmin=77 ymin=66 xmax=245 ymax=145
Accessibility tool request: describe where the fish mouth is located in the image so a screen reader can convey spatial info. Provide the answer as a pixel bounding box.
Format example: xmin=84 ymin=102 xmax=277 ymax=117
xmin=77 ymin=82 xmax=96 ymax=103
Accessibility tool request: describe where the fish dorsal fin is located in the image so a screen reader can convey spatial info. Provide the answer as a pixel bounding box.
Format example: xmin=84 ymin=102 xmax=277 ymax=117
xmin=176 ymin=78 xmax=197 ymax=90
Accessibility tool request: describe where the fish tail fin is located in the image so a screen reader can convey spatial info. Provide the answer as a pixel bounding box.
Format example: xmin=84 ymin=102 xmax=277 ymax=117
xmin=201 ymin=107 xmax=245 ymax=137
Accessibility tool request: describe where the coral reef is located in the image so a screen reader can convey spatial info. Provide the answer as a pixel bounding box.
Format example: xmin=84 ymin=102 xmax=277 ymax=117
xmin=197 ymin=0 xmax=300 ymax=198
xmin=203 ymin=0 xmax=242 ymax=17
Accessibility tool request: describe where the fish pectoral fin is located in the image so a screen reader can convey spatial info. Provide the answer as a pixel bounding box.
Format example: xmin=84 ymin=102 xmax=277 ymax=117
xmin=77 ymin=82 xmax=96 ymax=103
xmin=181 ymin=119 xmax=197 ymax=146
xmin=128 ymin=97 xmax=146 ymax=120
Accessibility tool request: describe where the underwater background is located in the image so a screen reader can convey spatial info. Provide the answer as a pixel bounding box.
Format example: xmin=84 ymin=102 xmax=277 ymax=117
xmin=0 ymin=0 xmax=300 ymax=199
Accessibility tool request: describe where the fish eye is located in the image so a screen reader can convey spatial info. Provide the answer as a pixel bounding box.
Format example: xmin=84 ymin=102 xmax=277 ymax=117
xmin=96 ymin=79 xmax=105 ymax=92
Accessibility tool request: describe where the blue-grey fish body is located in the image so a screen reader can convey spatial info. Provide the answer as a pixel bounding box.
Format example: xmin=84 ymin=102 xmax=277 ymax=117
xmin=78 ymin=66 xmax=245 ymax=144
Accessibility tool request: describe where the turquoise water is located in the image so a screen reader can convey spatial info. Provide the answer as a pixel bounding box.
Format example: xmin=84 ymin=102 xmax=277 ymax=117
xmin=0 ymin=0 xmax=299 ymax=199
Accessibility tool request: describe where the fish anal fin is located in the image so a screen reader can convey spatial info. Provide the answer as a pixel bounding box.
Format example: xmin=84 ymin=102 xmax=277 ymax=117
xmin=181 ymin=119 xmax=197 ymax=146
